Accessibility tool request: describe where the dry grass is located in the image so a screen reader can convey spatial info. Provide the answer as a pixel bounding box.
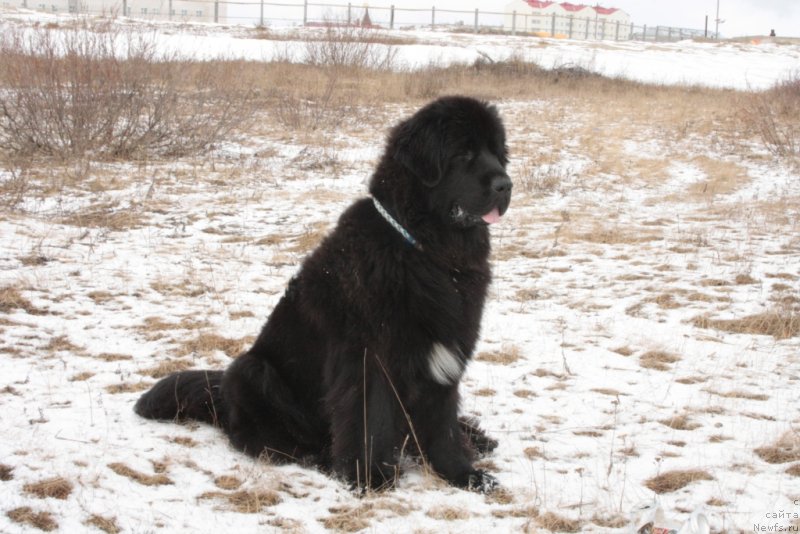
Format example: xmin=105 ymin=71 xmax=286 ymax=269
xmin=139 ymin=358 xmax=194 ymax=379
xmin=786 ymin=464 xmax=800 ymax=477
xmin=704 ymin=388 xmax=769 ymax=401
xmin=692 ymin=310 xmax=800 ymax=339
xmin=107 ymin=462 xmax=173 ymax=486
xmin=524 ymin=446 xmax=545 ymax=459
xmin=536 ymin=511 xmax=583 ymax=532
xmin=69 ymin=371 xmax=95 ymax=382
xmin=320 ymin=503 xmax=375 ymax=532
xmin=85 ymin=514 xmax=121 ymax=534
xmin=0 ymin=21 xmax=257 ymax=160
xmin=0 ymin=463 xmax=13 ymax=480
xmin=591 ymin=514 xmax=628 ymax=528
xmin=6 ymin=507 xmax=57 ymax=531
xmin=105 ymin=381 xmax=153 ymax=394
xmin=426 ymin=505 xmax=471 ymax=520
xmin=0 ymin=286 xmax=41 ymax=314
xmin=685 ymin=156 xmax=751 ymax=197
xmin=611 ymin=346 xmax=634 ymax=356
xmin=754 ymin=432 xmax=800 ymax=464
xmin=644 ymin=469 xmax=714 ymax=494
xmin=659 ymin=413 xmax=701 ymax=431
xmin=740 ymin=72 xmax=800 ymax=163
xmin=213 ymin=475 xmax=243 ymax=490
xmin=23 ymin=476 xmax=73 ymax=500
xmin=177 ymin=333 xmax=251 ymax=358
xmin=198 ymin=489 xmax=281 ymax=513
xmin=169 ymin=435 xmax=198 ymax=447
xmin=475 ymin=345 xmax=523 ymax=364
xmin=639 ymin=350 xmax=681 ymax=371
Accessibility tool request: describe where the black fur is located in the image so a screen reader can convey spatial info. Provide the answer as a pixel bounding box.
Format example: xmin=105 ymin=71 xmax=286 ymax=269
xmin=135 ymin=96 xmax=511 ymax=492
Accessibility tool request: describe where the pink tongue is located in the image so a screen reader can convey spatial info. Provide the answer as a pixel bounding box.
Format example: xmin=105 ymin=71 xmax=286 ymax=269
xmin=482 ymin=207 xmax=501 ymax=224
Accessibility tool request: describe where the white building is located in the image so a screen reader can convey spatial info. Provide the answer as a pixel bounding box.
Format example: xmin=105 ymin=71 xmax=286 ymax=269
xmin=504 ymin=1 xmax=631 ymax=40
xmin=4 ymin=0 xmax=225 ymax=23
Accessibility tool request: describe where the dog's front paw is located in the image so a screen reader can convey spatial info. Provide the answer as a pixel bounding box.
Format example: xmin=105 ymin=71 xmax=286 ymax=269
xmin=467 ymin=470 xmax=499 ymax=493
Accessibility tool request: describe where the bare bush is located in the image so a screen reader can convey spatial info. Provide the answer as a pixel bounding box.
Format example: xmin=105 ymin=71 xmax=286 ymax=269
xmin=303 ymin=23 xmax=398 ymax=71
xmin=741 ymin=72 xmax=800 ymax=163
xmin=0 ymin=20 xmax=256 ymax=160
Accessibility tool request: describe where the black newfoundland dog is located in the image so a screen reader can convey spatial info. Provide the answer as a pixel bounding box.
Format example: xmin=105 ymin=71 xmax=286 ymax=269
xmin=135 ymin=96 xmax=512 ymax=492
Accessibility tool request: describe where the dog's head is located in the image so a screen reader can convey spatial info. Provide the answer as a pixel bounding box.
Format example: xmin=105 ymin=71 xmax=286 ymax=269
xmin=387 ymin=96 xmax=512 ymax=228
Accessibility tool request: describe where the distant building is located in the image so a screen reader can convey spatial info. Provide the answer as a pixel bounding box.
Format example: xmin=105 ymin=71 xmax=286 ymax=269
xmin=504 ymin=1 xmax=631 ymax=40
xmin=4 ymin=0 xmax=225 ymax=23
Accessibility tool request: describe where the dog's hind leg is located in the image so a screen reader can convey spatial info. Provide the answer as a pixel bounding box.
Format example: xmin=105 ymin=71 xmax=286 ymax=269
xmin=221 ymin=352 xmax=325 ymax=463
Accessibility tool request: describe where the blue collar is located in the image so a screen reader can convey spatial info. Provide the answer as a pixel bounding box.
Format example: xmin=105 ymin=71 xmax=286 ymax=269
xmin=371 ymin=196 xmax=422 ymax=250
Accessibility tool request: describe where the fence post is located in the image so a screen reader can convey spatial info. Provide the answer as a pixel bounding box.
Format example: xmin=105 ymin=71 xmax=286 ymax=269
xmin=168 ymin=0 xmax=172 ymax=20
xmin=654 ymin=26 xmax=659 ymax=41
xmin=601 ymin=19 xmax=605 ymax=39
xmin=474 ymin=8 xmax=478 ymax=33
xmin=511 ymin=11 xmax=516 ymax=36
xmin=584 ymin=17 xmax=589 ymax=39
xmin=390 ymin=5 xmax=394 ymax=30
xmin=122 ymin=0 xmax=126 ymax=17
xmin=568 ymin=15 xmax=573 ymax=39
xmin=642 ymin=24 xmax=647 ymax=41
xmin=347 ymin=3 xmax=351 ymax=25
xmin=214 ymin=0 xmax=218 ymax=23
xmin=615 ymin=20 xmax=619 ymax=40
xmin=668 ymin=26 xmax=672 ymax=41
xmin=260 ymin=0 xmax=264 ymax=26
xmin=303 ymin=0 xmax=307 ymax=25
xmin=550 ymin=12 xmax=555 ymax=37
xmin=431 ymin=6 xmax=435 ymax=30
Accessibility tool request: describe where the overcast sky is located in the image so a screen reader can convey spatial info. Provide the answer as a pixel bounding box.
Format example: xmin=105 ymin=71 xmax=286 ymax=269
xmin=605 ymin=0 xmax=797 ymax=37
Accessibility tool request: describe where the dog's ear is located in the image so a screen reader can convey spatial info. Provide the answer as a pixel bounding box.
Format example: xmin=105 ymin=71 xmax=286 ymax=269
xmin=391 ymin=116 xmax=446 ymax=187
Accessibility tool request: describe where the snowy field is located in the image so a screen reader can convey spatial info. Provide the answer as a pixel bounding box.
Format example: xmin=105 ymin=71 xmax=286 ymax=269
xmin=1 ymin=10 xmax=799 ymax=534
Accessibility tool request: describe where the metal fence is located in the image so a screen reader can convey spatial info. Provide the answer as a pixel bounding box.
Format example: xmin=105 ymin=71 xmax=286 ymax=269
xmin=2 ymin=0 xmax=711 ymax=42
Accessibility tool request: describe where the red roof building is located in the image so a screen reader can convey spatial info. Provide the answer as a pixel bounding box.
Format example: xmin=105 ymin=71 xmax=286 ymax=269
xmin=505 ymin=1 xmax=631 ymax=40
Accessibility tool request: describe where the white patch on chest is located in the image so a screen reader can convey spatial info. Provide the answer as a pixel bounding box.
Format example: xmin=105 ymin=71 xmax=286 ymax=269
xmin=428 ymin=343 xmax=465 ymax=385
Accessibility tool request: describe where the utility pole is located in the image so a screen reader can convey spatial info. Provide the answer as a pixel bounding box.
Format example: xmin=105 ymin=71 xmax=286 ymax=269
xmin=714 ymin=0 xmax=725 ymax=38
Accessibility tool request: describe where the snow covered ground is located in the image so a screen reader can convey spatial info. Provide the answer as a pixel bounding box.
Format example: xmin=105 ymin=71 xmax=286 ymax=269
xmin=1 ymin=10 xmax=799 ymax=534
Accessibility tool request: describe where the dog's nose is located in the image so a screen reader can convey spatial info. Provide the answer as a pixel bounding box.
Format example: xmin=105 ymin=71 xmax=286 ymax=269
xmin=491 ymin=175 xmax=513 ymax=194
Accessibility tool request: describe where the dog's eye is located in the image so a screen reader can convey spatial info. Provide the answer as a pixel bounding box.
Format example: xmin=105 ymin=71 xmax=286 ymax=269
xmin=459 ymin=151 xmax=475 ymax=162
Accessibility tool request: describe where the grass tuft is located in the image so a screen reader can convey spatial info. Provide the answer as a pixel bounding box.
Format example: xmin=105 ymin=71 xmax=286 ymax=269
xmin=214 ymin=475 xmax=243 ymax=490
xmin=536 ymin=511 xmax=583 ymax=532
xmin=23 ymin=477 xmax=73 ymax=500
xmin=426 ymin=505 xmax=471 ymax=520
xmin=0 ymin=463 xmax=13 ymax=481
xmin=7 ymin=507 xmax=57 ymax=531
xmin=85 ymin=514 xmax=121 ymax=534
xmin=475 ymin=345 xmax=523 ymax=365
xmin=107 ymin=462 xmax=173 ymax=486
xmin=659 ymin=413 xmax=701 ymax=431
xmin=644 ymin=469 xmax=714 ymax=494
xmin=198 ymin=489 xmax=281 ymax=513
xmin=692 ymin=310 xmax=799 ymax=339
xmin=754 ymin=432 xmax=800 ymax=464
xmin=639 ymin=350 xmax=681 ymax=371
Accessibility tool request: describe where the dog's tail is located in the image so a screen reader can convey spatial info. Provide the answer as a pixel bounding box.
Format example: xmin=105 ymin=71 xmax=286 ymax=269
xmin=134 ymin=370 xmax=226 ymax=427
